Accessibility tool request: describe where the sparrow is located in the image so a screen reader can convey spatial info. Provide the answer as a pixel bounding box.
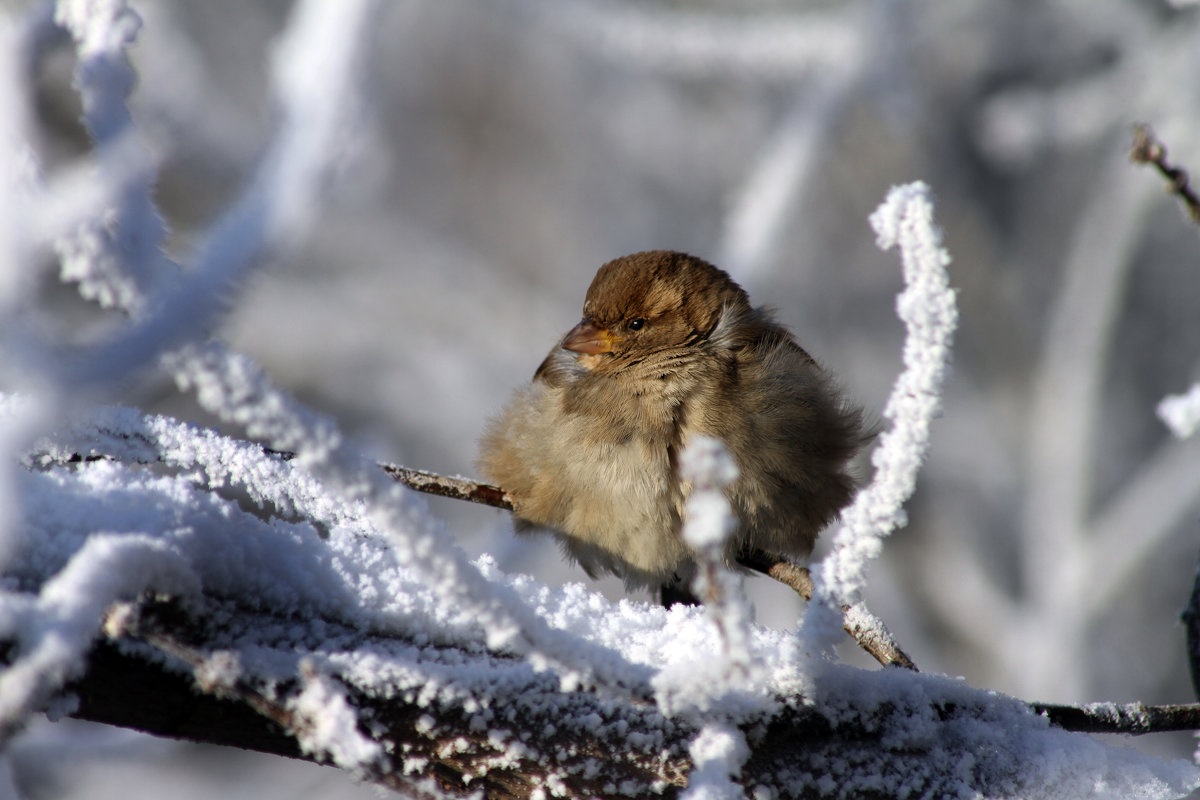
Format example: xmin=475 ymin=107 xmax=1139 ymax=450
xmin=478 ymin=250 xmax=865 ymax=604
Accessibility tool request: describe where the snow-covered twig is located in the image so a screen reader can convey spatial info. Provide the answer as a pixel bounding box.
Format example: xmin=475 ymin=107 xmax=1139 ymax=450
xmin=1158 ymin=384 xmax=1200 ymax=439
xmin=289 ymin=660 xmax=383 ymax=774
xmin=660 ymin=438 xmax=756 ymax=800
xmin=51 ymin=0 xmax=378 ymax=394
xmin=678 ymin=436 xmax=753 ymax=677
xmin=682 ymin=722 xmax=748 ymax=800
xmin=57 ymin=0 xmax=654 ymax=697
xmin=800 ymin=181 xmax=957 ymax=654
xmin=54 ymin=0 xmax=169 ymax=311
xmin=0 ymin=534 xmax=198 ymax=742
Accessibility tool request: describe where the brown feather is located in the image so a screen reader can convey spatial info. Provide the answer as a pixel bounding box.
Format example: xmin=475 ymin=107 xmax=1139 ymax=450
xmin=478 ymin=250 xmax=866 ymax=591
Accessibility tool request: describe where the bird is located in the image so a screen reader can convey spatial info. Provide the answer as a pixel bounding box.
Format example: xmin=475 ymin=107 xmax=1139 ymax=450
xmin=478 ymin=250 xmax=866 ymax=605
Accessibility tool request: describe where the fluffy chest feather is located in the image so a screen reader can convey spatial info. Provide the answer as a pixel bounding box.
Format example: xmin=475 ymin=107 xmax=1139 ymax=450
xmin=477 ymin=251 xmax=864 ymax=592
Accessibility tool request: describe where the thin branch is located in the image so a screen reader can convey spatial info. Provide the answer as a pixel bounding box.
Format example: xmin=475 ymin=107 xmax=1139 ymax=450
xmin=1032 ymin=701 xmax=1200 ymax=735
xmin=381 ymin=461 xmax=918 ymax=671
xmin=36 ymin=447 xmax=921 ymax=671
xmin=737 ymin=548 xmax=917 ymax=671
xmin=1131 ymin=123 xmax=1200 ymax=224
xmin=380 ymin=462 xmax=514 ymax=510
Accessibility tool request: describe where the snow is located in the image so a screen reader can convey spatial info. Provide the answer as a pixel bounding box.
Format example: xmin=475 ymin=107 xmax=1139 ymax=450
xmin=54 ymin=0 xmax=166 ymax=312
xmin=682 ymin=723 xmax=748 ymax=800
xmin=667 ymin=435 xmax=759 ymax=721
xmin=0 ymin=530 xmax=199 ymax=736
xmin=288 ymin=660 xmax=382 ymax=772
xmin=678 ymin=435 xmax=739 ymax=551
xmin=2 ymin=400 xmax=1196 ymax=796
xmin=800 ymin=182 xmax=957 ymax=657
xmin=0 ymin=0 xmax=1198 ymax=797
xmin=1159 ymin=384 xmax=1200 ymax=439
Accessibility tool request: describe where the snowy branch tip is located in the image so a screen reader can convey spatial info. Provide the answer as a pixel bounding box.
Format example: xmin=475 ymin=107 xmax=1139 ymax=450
xmin=680 ymin=435 xmax=739 ymax=551
xmin=1158 ymin=384 xmax=1200 ymax=439
xmin=803 ymin=182 xmax=957 ymax=646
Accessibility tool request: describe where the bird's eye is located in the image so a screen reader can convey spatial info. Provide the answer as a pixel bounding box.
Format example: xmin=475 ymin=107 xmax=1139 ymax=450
xmin=628 ymin=318 xmax=646 ymax=331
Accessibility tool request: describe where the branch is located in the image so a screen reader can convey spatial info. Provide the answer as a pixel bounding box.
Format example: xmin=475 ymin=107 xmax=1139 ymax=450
xmin=1032 ymin=701 xmax=1200 ymax=735
xmin=47 ymin=594 xmax=1200 ymax=800
xmin=46 ymin=445 xmax=919 ymax=674
xmin=736 ymin=548 xmax=917 ymax=670
xmin=1131 ymin=123 xmax=1200 ymax=224
xmin=379 ymin=462 xmax=514 ymax=510
xmin=379 ymin=461 xmax=918 ymax=670
xmin=73 ymin=600 xmax=686 ymax=799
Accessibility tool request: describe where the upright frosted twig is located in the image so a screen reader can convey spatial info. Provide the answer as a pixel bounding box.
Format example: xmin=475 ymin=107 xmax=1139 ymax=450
xmin=679 ymin=436 xmax=753 ymax=677
xmin=801 ymin=181 xmax=957 ymax=653
xmin=54 ymin=0 xmax=169 ymax=311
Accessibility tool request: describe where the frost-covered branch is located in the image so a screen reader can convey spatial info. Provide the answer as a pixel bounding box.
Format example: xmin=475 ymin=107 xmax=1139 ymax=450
xmin=53 ymin=0 xmax=170 ymax=311
xmin=37 ymin=435 xmax=919 ymax=671
xmin=0 ymin=1 xmax=398 ymax=746
xmin=3 ymin=2 xmax=1198 ymax=790
xmin=49 ymin=0 xmax=379 ymax=393
xmin=800 ymin=182 xmax=957 ymax=655
xmin=47 ymin=0 xmax=654 ymax=699
xmin=735 ymin=549 xmax=916 ymax=670
xmin=677 ymin=436 xmax=754 ymax=679
xmin=233 ymin=448 xmax=917 ymax=670
xmin=39 ymin=588 xmax=1200 ymax=799
xmin=16 ymin=405 xmax=1191 ymax=798
xmin=0 ymin=534 xmax=198 ymax=743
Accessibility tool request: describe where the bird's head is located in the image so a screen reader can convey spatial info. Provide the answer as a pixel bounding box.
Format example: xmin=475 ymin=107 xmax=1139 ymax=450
xmin=562 ymin=251 xmax=751 ymax=373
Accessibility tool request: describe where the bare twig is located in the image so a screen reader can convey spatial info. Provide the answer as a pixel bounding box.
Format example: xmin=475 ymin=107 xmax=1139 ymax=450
xmin=380 ymin=463 xmax=514 ymax=509
xmin=736 ymin=548 xmax=918 ymax=670
xmin=1131 ymin=123 xmax=1200 ymax=223
xmin=1032 ymin=701 xmax=1200 ymax=735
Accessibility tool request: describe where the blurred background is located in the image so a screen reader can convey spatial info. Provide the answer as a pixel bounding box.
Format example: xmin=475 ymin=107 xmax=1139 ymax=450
xmin=9 ymin=0 xmax=1200 ymax=796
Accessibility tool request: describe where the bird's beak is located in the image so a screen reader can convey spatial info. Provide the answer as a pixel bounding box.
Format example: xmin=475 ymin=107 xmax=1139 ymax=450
xmin=562 ymin=318 xmax=614 ymax=354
